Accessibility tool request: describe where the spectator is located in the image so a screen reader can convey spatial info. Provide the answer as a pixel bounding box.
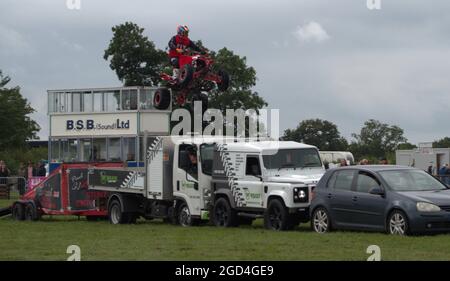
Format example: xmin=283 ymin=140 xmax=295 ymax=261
xmin=359 ymin=159 xmax=369 ymax=165
xmin=379 ymin=157 xmax=389 ymax=165
xmin=17 ymin=162 xmax=27 ymax=194
xmin=18 ymin=162 xmax=26 ymax=178
xmin=444 ymin=164 xmax=450 ymax=185
xmin=427 ymin=162 xmax=434 ymax=175
xmin=36 ymin=161 xmax=46 ymax=177
xmin=27 ymin=161 xmax=35 ymax=179
xmin=0 ymin=160 xmax=11 ymax=185
xmin=439 ymin=164 xmax=448 ymax=182
xmin=323 ymin=160 xmax=330 ymax=170
xmin=339 ymin=158 xmax=347 ymax=167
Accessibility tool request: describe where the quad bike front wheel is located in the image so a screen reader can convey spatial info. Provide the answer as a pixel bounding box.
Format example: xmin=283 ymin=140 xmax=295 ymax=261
xmin=179 ymin=64 xmax=194 ymax=88
xmin=153 ymin=88 xmax=171 ymax=110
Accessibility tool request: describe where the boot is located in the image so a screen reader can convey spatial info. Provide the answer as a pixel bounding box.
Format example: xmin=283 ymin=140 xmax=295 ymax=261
xmin=172 ymin=68 xmax=180 ymax=80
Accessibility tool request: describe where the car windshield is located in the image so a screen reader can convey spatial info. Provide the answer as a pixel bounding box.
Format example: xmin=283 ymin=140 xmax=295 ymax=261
xmin=378 ymin=169 xmax=448 ymax=191
xmin=262 ymin=148 xmax=322 ymax=169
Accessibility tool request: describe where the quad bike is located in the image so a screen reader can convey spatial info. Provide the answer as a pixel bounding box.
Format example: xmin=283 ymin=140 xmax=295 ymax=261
xmin=153 ymin=49 xmax=230 ymax=110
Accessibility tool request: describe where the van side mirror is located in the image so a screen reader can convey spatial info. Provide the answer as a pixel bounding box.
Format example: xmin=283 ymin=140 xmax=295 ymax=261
xmin=369 ymin=186 xmax=385 ymax=196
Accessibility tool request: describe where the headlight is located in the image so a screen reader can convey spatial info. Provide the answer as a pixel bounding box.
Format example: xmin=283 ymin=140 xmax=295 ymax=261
xmin=416 ymin=202 xmax=441 ymax=212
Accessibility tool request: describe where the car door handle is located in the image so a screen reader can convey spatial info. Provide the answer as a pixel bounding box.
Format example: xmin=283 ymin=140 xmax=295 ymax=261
xmin=352 ymin=196 xmax=358 ymax=202
xmin=327 ymin=193 xmax=332 ymax=199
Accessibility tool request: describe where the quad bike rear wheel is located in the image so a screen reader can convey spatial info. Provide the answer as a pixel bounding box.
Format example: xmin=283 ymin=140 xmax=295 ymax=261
xmin=153 ymin=88 xmax=171 ymax=110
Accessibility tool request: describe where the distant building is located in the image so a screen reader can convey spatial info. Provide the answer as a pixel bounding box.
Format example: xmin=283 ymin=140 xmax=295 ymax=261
xmin=396 ymin=145 xmax=450 ymax=174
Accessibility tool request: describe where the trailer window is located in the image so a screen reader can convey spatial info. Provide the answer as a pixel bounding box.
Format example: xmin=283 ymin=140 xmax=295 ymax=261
xmin=83 ymin=92 xmax=93 ymax=112
xmin=123 ymin=137 xmax=136 ymax=161
xmin=92 ymin=138 xmax=107 ymax=161
xmin=105 ymin=91 xmax=120 ymax=112
xmin=122 ymin=89 xmax=137 ymax=110
xmin=108 ymin=138 xmax=121 ymax=161
xmin=200 ymin=143 xmax=215 ymax=175
xmin=140 ymin=89 xmax=153 ymax=110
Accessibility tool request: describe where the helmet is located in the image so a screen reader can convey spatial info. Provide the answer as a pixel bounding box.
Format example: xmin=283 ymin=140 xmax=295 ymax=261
xmin=177 ymin=25 xmax=189 ymax=36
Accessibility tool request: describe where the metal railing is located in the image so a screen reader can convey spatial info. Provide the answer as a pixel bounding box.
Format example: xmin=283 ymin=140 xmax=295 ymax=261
xmin=0 ymin=177 xmax=27 ymax=198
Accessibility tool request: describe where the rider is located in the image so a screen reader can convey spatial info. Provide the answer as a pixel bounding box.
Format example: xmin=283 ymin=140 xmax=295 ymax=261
xmin=168 ymin=25 xmax=203 ymax=79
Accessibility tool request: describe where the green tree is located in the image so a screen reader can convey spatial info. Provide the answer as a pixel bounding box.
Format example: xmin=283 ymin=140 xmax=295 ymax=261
xmin=209 ymin=47 xmax=267 ymax=111
xmin=0 ymin=71 xmax=40 ymax=150
xmin=350 ymin=119 xmax=407 ymax=159
xmin=104 ymin=22 xmax=167 ymax=86
xmin=281 ymin=119 xmax=348 ymax=150
xmin=433 ymin=137 xmax=450 ymax=148
xmin=397 ymin=142 xmax=417 ymax=150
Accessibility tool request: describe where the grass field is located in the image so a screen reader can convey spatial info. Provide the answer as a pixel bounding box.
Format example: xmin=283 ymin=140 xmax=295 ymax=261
xmin=1 ymin=195 xmax=450 ymax=261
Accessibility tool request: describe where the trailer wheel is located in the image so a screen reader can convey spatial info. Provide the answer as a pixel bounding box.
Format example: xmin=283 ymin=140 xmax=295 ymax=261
xmin=177 ymin=203 xmax=197 ymax=227
xmin=108 ymin=200 xmax=128 ymax=225
xmin=264 ymin=199 xmax=292 ymax=231
xmin=12 ymin=203 xmax=25 ymax=221
xmin=213 ymin=197 xmax=238 ymax=227
xmin=24 ymin=203 xmax=39 ymax=221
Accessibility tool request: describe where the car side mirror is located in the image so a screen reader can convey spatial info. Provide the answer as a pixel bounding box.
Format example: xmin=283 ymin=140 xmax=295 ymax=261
xmin=369 ymin=186 xmax=385 ymax=196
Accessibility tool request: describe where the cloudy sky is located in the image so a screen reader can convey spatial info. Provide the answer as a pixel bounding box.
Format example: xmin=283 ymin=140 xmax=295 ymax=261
xmin=1 ymin=0 xmax=450 ymax=143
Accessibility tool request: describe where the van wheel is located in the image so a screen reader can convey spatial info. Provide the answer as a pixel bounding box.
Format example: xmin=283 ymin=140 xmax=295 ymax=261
xmin=178 ymin=203 xmax=198 ymax=227
xmin=213 ymin=197 xmax=238 ymax=227
xmin=264 ymin=199 xmax=292 ymax=231
xmin=108 ymin=200 xmax=128 ymax=224
xmin=12 ymin=203 xmax=25 ymax=221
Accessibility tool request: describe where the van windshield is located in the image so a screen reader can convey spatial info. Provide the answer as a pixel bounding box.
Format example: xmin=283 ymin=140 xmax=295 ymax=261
xmin=262 ymin=148 xmax=322 ymax=170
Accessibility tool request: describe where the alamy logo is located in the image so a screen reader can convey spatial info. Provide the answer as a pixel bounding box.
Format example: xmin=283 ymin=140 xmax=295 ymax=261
xmin=66 ymin=245 xmax=81 ymax=261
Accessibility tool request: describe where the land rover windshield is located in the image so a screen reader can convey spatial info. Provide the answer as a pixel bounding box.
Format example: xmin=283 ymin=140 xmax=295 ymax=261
xmin=262 ymin=148 xmax=322 ymax=170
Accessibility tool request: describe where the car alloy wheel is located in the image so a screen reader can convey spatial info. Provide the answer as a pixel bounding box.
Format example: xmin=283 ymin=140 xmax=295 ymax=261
xmin=389 ymin=212 xmax=407 ymax=235
xmin=313 ymin=208 xmax=329 ymax=233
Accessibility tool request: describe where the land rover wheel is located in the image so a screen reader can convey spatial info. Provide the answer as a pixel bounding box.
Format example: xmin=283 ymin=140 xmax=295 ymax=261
xmin=213 ymin=197 xmax=238 ymax=227
xmin=264 ymin=199 xmax=292 ymax=231
xmin=312 ymin=207 xmax=331 ymax=234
